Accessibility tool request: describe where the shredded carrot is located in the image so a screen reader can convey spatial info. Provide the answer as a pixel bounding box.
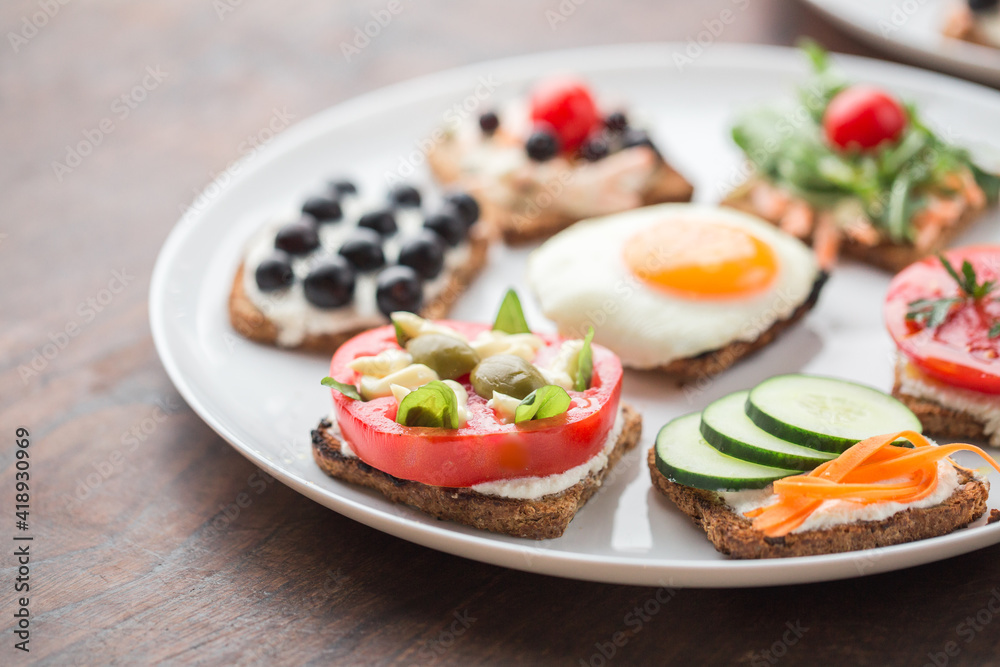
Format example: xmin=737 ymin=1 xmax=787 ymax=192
xmin=812 ymin=212 xmax=842 ymax=272
xmin=748 ymin=431 xmax=1000 ymax=537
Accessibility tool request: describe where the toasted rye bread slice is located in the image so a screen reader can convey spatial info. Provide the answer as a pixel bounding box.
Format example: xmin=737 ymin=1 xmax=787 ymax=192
xmin=228 ymin=225 xmax=491 ymax=353
xmin=647 ymin=448 xmax=989 ymax=559
xmin=722 ymin=177 xmax=985 ymax=273
xmin=311 ymin=405 xmax=642 ymax=540
xmin=428 ymin=143 xmax=694 ymax=245
xmin=892 ymin=362 xmax=993 ymax=445
xmin=653 ymin=272 xmax=827 ymax=383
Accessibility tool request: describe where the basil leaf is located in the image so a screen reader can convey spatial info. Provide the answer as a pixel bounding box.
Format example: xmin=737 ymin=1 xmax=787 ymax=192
xmin=321 ymin=376 xmax=362 ymax=401
xmin=573 ymin=326 xmax=595 ymax=392
xmin=395 ymin=381 xmax=460 ymax=429
xmin=493 ymin=289 xmax=530 ymax=334
xmin=515 ymin=385 xmax=571 ymax=424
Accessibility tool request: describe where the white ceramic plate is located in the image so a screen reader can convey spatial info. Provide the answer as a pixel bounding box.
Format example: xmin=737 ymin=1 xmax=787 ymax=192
xmin=801 ymin=0 xmax=1000 ymax=86
xmin=150 ymin=44 xmax=1000 ymax=588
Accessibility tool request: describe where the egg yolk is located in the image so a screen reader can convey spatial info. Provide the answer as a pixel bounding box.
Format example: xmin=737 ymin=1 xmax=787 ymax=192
xmin=623 ymin=220 xmax=778 ymax=299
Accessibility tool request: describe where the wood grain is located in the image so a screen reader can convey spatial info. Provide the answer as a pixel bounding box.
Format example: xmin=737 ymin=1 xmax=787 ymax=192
xmin=2 ymin=0 xmax=999 ymax=664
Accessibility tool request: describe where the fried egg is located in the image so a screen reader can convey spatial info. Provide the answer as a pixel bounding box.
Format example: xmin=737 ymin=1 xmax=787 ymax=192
xmin=527 ymin=204 xmax=820 ymax=369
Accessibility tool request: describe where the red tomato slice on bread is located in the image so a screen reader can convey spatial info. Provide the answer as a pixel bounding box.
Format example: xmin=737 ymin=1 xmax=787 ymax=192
xmin=328 ymin=321 xmax=623 ymax=486
xmin=885 ymin=246 xmax=1000 ymax=395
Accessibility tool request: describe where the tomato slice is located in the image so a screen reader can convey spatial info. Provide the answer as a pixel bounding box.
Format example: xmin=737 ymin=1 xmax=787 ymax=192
xmin=328 ymin=321 xmax=623 ymax=487
xmin=885 ymin=246 xmax=1000 ymax=395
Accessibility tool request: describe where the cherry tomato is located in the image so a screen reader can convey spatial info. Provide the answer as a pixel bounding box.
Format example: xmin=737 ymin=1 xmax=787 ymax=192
xmin=529 ymin=78 xmax=602 ymax=153
xmin=329 ymin=321 xmax=624 ymax=486
xmin=885 ymin=246 xmax=1000 ymax=395
xmin=823 ymin=85 xmax=907 ymax=151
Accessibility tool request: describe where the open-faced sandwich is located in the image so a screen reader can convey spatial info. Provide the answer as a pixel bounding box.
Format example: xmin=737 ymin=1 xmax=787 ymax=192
xmin=648 ymin=374 xmax=998 ymax=559
xmin=310 ymin=291 xmax=641 ymax=539
xmin=723 ymin=43 xmax=999 ymax=272
xmin=886 ymin=245 xmax=1000 ymax=447
xmin=527 ymin=203 xmax=825 ymax=380
xmin=230 ymin=179 xmax=491 ymax=351
xmin=427 ymin=77 xmax=694 ymax=244
xmin=944 ymin=0 xmax=1000 ymax=48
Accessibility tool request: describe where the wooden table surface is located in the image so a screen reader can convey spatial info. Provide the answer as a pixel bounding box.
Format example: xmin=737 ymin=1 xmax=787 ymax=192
xmin=4 ymin=0 xmax=1000 ymax=664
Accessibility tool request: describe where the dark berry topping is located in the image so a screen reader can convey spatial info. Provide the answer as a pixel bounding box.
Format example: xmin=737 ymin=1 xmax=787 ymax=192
xmin=423 ymin=208 xmax=466 ymax=247
xmin=302 ymin=195 xmax=343 ymax=222
xmin=398 ymin=230 xmax=446 ymax=279
xmin=376 ymin=265 xmax=423 ymax=316
xmin=303 ymin=257 xmax=356 ymax=309
xmin=479 ymin=111 xmax=500 ymax=135
xmin=526 ymin=127 xmax=560 ymax=161
xmin=580 ymin=136 xmax=609 ymax=162
xmin=444 ymin=192 xmax=480 ymax=227
xmin=254 ymin=252 xmax=294 ymax=292
xmin=274 ymin=218 xmax=320 ymax=255
xmin=389 ymin=184 xmax=422 ymax=208
xmin=621 ymin=128 xmax=658 ymax=153
xmin=969 ymin=0 xmax=999 ymax=11
xmin=329 ymin=179 xmax=358 ymax=197
xmin=604 ymin=111 xmax=628 ymax=133
xmin=338 ymin=228 xmax=385 ymax=272
xmin=358 ymin=207 xmax=398 ymax=236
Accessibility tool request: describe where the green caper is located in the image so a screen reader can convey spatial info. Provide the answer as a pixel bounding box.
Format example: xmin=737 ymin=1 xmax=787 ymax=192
xmin=406 ymin=334 xmax=479 ymax=380
xmin=470 ymin=354 xmax=546 ymax=400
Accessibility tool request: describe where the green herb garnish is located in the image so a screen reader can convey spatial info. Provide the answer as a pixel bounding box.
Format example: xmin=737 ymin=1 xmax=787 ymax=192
xmin=493 ymin=289 xmax=531 ymax=334
xmin=731 ymin=42 xmax=998 ymax=244
xmin=514 ymin=385 xmax=572 ymax=424
xmin=395 ymin=381 xmax=460 ymax=429
xmin=573 ymin=327 xmax=595 ymax=392
xmin=321 ymin=376 xmax=363 ymax=401
xmin=906 ymin=254 xmax=999 ymax=333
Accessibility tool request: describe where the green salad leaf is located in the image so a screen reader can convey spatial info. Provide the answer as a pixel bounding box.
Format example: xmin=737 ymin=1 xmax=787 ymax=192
xmin=321 ymin=376 xmax=362 ymax=401
xmin=514 ymin=385 xmax=572 ymax=424
xmin=573 ymin=327 xmax=595 ymax=392
xmin=493 ymin=289 xmax=531 ymax=334
xmin=395 ymin=381 xmax=460 ymax=429
xmin=731 ymin=42 xmax=999 ymax=243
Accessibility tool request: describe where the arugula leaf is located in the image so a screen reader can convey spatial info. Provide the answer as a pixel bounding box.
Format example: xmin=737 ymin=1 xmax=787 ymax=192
xmin=939 ymin=255 xmax=996 ymax=300
xmin=493 ymin=289 xmax=530 ymax=334
xmin=991 ymin=321 xmax=1000 ymax=339
xmin=321 ymin=376 xmax=362 ymax=401
xmin=514 ymin=385 xmax=572 ymax=424
xmin=573 ymin=327 xmax=595 ymax=392
xmin=906 ymin=298 xmax=959 ymax=329
xmin=395 ymin=381 xmax=460 ymax=429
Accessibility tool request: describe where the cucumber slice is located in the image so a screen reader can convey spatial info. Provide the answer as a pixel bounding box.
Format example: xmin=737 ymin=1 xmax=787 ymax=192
xmin=654 ymin=413 xmax=798 ymax=491
xmin=700 ymin=391 xmax=836 ymax=471
xmin=746 ymin=374 xmax=922 ymax=454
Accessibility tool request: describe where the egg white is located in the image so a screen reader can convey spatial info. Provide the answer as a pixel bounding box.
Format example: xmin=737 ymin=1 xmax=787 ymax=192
xmin=526 ymin=203 xmax=820 ymax=369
